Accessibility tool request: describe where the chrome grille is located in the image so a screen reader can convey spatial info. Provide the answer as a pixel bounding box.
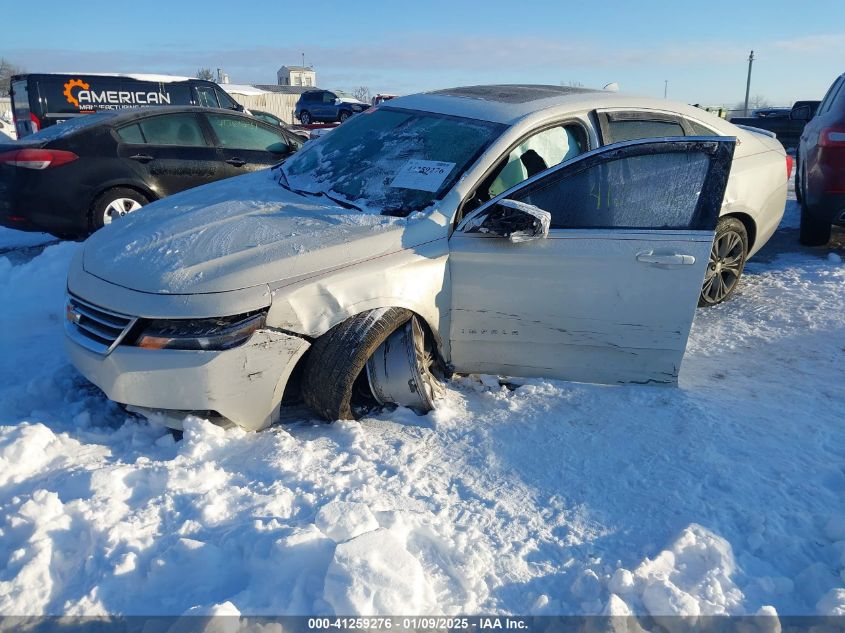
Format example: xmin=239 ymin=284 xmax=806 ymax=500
xmin=65 ymin=294 xmax=137 ymax=355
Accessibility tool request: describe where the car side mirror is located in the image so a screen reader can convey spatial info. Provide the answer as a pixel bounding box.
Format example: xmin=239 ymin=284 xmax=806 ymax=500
xmin=334 ymin=98 xmax=342 ymax=105
xmin=468 ymin=199 xmax=551 ymax=243
xmin=267 ymin=142 xmax=290 ymax=155
xmin=790 ymin=106 xmax=811 ymax=121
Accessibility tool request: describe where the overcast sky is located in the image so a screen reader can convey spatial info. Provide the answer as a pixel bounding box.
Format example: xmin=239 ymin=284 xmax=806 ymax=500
xmin=4 ymin=0 xmax=845 ymax=106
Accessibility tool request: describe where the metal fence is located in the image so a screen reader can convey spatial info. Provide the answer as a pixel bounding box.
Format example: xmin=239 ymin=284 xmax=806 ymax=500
xmin=234 ymin=93 xmax=300 ymax=124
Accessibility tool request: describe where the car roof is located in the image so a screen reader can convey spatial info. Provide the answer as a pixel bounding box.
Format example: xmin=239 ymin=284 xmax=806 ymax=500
xmin=98 ymin=105 xmax=250 ymax=125
xmin=387 ymin=84 xmax=721 ymax=126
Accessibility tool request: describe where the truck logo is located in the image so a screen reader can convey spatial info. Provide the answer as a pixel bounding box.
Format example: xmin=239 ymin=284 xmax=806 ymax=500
xmin=63 ymin=78 xmax=90 ymax=107
xmin=62 ymin=78 xmax=172 ymax=110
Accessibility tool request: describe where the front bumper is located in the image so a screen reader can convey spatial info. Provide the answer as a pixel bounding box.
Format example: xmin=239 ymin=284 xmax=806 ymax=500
xmin=65 ymin=327 xmax=310 ymax=431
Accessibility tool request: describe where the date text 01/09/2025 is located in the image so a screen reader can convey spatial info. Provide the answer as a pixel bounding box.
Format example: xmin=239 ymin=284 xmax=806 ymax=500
xmin=307 ymin=617 xmax=530 ymax=630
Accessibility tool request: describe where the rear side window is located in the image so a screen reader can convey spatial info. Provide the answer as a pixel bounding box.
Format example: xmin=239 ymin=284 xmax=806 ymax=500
xmin=116 ymin=123 xmax=144 ymax=144
xmin=207 ymin=114 xmax=287 ymax=151
xmin=818 ymin=77 xmax=845 ymax=115
xmin=510 ymin=150 xmax=712 ymax=230
xmin=215 ymin=90 xmax=238 ymax=109
xmin=195 ymin=87 xmax=219 ymax=108
xmin=607 ymin=119 xmax=685 ymax=142
xmin=11 ymin=79 xmax=30 ymax=116
xmin=138 ymin=114 xmax=207 ymax=146
xmin=686 ymin=120 xmax=719 ymax=136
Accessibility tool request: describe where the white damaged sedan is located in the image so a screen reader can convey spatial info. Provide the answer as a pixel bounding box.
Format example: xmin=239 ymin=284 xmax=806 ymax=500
xmin=64 ymin=85 xmax=788 ymax=430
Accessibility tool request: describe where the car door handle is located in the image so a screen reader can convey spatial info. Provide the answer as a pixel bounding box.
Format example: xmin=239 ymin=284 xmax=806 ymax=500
xmin=129 ymin=154 xmax=154 ymax=162
xmin=226 ymin=158 xmax=247 ymax=167
xmin=636 ymin=251 xmax=696 ymax=266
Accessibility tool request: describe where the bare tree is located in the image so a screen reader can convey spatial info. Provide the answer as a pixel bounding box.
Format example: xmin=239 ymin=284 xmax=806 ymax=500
xmin=732 ymin=94 xmax=772 ymax=115
xmin=0 ymin=58 xmax=25 ymax=97
xmin=196 ymin=68 xmax=215 ymax=81
xmin=352 ymin=86 xmax=370 ymax=103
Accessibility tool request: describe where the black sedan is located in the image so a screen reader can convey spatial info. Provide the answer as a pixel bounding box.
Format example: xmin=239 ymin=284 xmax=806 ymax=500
xmin=0 ymin=106 xmax=303 ymax=237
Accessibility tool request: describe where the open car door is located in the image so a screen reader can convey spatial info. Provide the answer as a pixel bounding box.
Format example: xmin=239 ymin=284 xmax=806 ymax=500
xmin=448 ymin=137 xmax=735 ymax=384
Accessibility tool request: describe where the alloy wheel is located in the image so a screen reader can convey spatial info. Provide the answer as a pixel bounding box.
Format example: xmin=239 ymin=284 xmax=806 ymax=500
xmin=103 ymin=198 xmax=143 ymax=225
xmin=701 ymin=229 xmax=745 ymax=305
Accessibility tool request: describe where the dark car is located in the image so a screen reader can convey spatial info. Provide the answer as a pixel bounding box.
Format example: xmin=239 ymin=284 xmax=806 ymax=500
xmin=796 ymin=74 xmax=845 ymax=245
xmin=294 ymin=90 xmax=370 ymax=125
xmin=10 ymin=73 xmax=244 ymax=138
xmin=730 ymin=101 xmax=821 ymax=151
xmin=249 ymin=109 xmax=309 ymax=141
xmin=0 ymin=106 xmax=302 ymax=237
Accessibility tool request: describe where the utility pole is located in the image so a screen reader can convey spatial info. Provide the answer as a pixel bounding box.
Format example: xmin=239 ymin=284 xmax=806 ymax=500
xmin=664 ymin=80 xmax=668 ymax=99
xmin=743 ymin=50 xmax=754 ymax=116
xmin=301 ymin=52 xmax=305 ymax=68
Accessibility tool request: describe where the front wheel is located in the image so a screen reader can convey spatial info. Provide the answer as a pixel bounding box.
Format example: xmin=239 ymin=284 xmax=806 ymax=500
xmin=301 ymin=308 xmax=443 ymax=421
xmin=338 ymin=111 xmax=351 ymax=123
xmin=699 ymin=217 xmax=748 ymax=307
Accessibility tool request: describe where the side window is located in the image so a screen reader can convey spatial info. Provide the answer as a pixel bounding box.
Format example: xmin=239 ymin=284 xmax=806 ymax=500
xmin=116 ymin=123 xmax=145 ymax=144
xmin=216 ymin=90 xmax=238 ymax=109
xmin=509 ymin=150 xmax=712 ymax=230
xmin=487 ymin=125 xmax=587 ymax=198
xmin=323 ymin=92 xmax=336 ymax=104
xmin=196 ymin=87 xmax=219 ymax=108
xmin=606 ymin=118 xmax=685 ymax=142
xmin=686 ymin=120 xmax=719 ymax=136
xmin=138 ymin=114 xmax=207 ymax=146
xmin=207 ymin=114 xmax=288 ymax=151
xmin=818 ymin=77 xmax=845 ymax=115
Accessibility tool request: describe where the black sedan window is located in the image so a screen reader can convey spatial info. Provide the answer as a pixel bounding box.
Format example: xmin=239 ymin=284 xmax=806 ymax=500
xmin=207 ymin=114 xmax=288 ymax=152
xmin=116 ymin=123 xmax=144 ymax=144
xmin=137 ymin=114 xmax=208 ymax=147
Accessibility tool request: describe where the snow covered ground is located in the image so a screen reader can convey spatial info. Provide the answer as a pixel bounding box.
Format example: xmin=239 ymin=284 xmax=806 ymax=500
xmin=0 ymin=191 xmax=844 ymax=618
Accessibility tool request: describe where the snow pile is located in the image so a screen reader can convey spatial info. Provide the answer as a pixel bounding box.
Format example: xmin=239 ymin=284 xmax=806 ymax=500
xmin=612 ymin=525 xmax=744 ymax=616
xmin=0 ymin=193 xmax=844 ymax=616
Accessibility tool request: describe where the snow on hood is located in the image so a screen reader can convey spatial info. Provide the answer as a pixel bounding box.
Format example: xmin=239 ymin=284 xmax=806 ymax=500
xmin=82 ymin=170 xmax=410 ymax=295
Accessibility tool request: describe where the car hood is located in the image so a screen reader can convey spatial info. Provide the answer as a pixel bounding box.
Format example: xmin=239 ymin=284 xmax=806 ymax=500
xmin=82 ymin=170 xmax=427 ymax=295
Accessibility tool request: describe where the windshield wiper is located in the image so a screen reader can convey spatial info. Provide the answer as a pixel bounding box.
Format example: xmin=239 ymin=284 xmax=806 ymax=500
xmin=274 ymin=166 xmax=293 ymax=192
xmin=275 ymin=170 xmax=362 ymax=212
xmin=319 ymin=190 xmax=363 ymax=213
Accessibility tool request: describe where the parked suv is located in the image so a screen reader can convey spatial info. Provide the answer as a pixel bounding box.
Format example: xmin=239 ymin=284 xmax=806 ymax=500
xmin=796 ymin=73 xmax=845 ymax=245
xmin=294 ymin=90 xmax=370 ymax=125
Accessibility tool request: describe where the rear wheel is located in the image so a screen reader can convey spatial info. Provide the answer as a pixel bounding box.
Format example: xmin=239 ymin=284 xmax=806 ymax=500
xmin=799 ymin=200 xmax=832 ymax=246
xmin=699 ymin=217 xmax=748 ymax=307
xmin=301 ymin=308 xmax=443 ymax=421
xmin=89 ymin=187 xmax=149 ymax=234
xmin=299 ymin=111 xmax=312 ymax=125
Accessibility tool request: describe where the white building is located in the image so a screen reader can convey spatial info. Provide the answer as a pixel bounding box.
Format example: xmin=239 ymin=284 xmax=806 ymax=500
xmin=277 ymin=65 xmax=316 ymax=88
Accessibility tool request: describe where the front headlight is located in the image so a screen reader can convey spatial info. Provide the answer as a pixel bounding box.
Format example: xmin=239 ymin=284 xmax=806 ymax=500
xmin=133 ymin=311 xmax=266 ymax=351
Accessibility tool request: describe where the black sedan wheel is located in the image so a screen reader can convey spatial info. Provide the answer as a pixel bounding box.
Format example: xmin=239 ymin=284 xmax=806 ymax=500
xmin=90 ymin=187 xmax=149 ymax=233
xmin=699 ymin=217 xmax=748 ymax=307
